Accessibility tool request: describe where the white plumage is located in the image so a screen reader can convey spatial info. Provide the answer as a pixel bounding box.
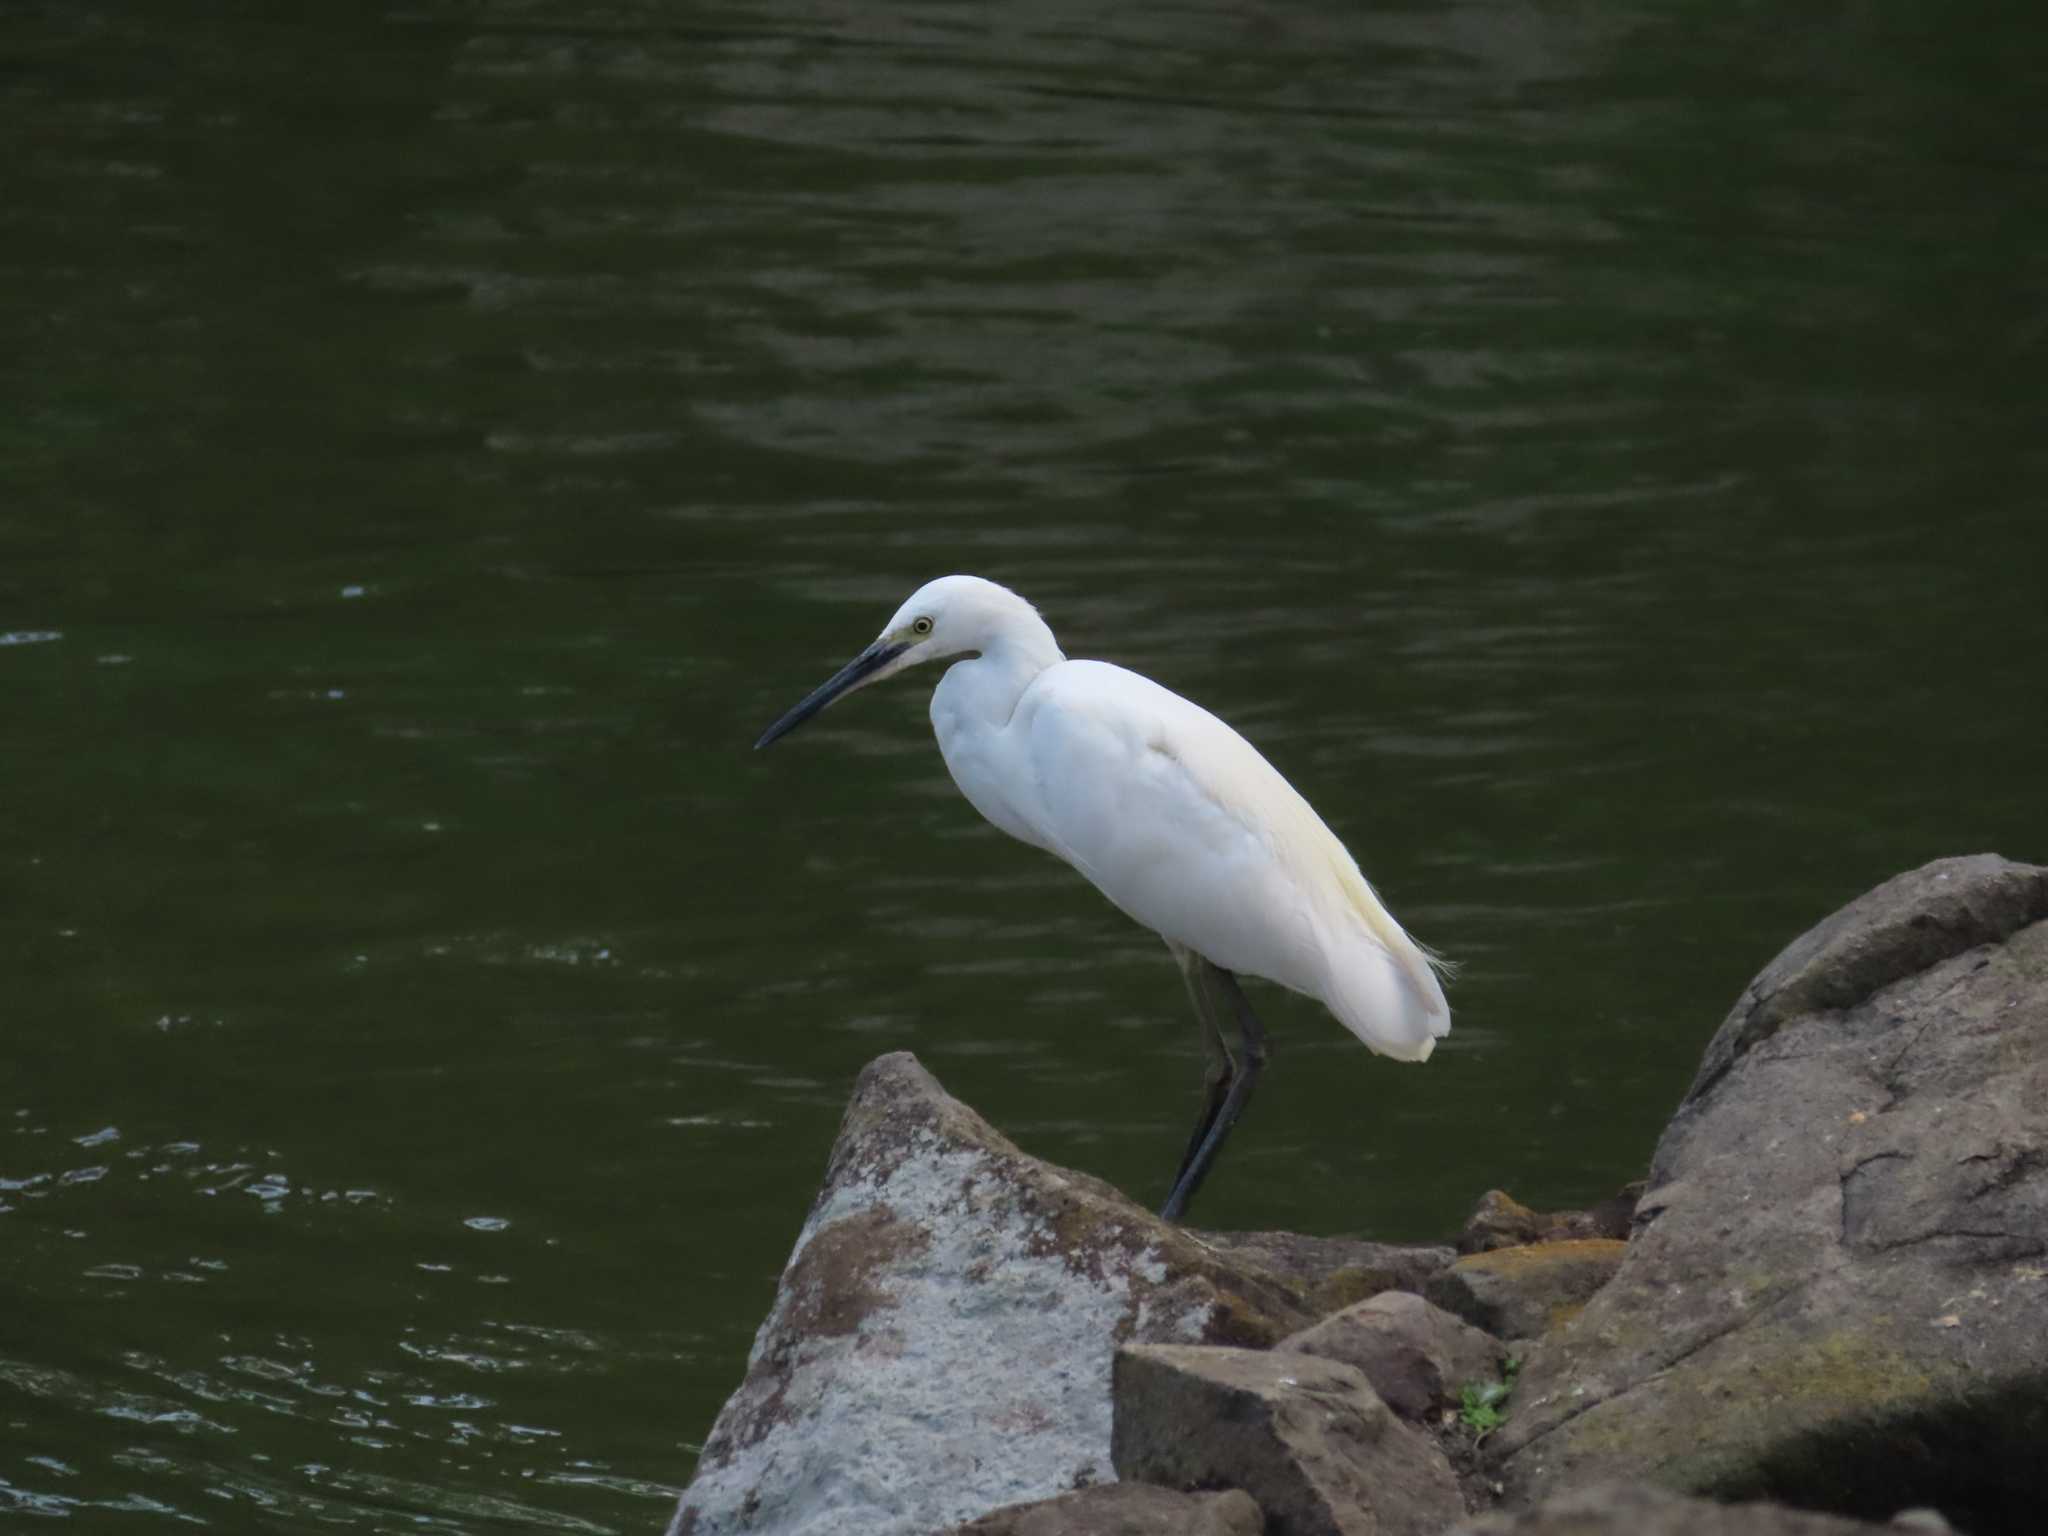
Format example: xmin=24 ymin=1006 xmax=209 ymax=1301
xmin=756 ymin=573 xmax=1449 ymax=1218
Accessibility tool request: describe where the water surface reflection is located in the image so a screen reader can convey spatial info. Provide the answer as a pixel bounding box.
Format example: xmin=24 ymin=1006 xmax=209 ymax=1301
xmin=5 ymin=0 xmax=2044 ymax=1528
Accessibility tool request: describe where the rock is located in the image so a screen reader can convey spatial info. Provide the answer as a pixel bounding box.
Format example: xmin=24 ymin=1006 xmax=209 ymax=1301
xmin=1424 ymin=1240 xmax=1626 ymax=1340
xmin=1446 ymin=1480 xmax=1895 ymax=1535
xmin=1457 ymin=1192 xmax=1543 ymax=1254
xmin=1682 ymin=853 xmax=2048 ymax=1104
xmin=1458 ymin=1187 xmax=1642 ymax=1255
xmin=942 ymin=1482 xmax=1264 ymax=1536
xmin=1885 ymin=1513 xmax=1954 ymax=1535
xmin=1189 ymin=1229 xmax=1455 ymax=1316
xmin=1113 ymin=1343 xmax=1465 ymax=1536
xmin=1491 ymin=855 xmax=2048 ymax=1534
xmin=1278 ymin=1290 xmax=1504 ymax=1420
xmin=669 ymin=1052 xmax=1452 ymax=1536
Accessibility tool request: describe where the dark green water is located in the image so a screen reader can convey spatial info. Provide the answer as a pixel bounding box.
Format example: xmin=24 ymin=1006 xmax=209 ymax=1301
xmin=4 ymin=0 xmax=2043 ymax=1528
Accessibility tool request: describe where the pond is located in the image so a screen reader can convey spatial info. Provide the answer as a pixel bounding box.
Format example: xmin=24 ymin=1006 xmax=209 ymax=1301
xmin=3 ymin=0 xmax=2043 ymax=1528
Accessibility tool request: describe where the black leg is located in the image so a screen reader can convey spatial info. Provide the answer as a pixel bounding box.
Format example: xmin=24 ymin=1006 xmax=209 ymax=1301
xmin=1159 ymin=958 xmax=1268 ymax=1222
xmin=1170 ymin=1057 xmax=1234 ymax=1196
xmin=1165 ymin=945 xmax=1235 ymax=1194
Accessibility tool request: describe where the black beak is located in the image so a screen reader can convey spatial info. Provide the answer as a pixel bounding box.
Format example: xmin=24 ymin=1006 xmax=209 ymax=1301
xmin=754 ymin=640 xmax=911 ymax=750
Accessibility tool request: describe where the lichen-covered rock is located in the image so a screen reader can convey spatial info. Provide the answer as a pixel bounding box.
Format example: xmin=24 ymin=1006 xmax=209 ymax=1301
xmin=669 ymin=1052 xmax=1452 ymax=1536
xmin=1457 ymin=1187 xmax=1641 ymax=1255
xmin=1279 ymin=1290 xmax=1503 ymax=1420
xmin=942 ymin=1482 xmax=1264 ymax=1536
xmin=1446 ymin=1481 xmax=1896 ymax=1536
xmin=1113 ymin=1344 xmax=1465 ymax=1536
xmin=1491 ymin=855 xmax=2048 ymax=1534
xmin=1424 ymin=1240 xmax=1626 ymax=1341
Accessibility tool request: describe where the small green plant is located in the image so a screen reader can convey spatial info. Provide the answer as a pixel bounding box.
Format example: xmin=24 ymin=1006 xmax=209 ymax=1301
xmin=1457 ymin=1355 xmax=1522 ymax=1440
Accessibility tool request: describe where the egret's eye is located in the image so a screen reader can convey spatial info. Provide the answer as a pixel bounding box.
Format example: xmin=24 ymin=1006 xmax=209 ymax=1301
xmin=912 ymin=616 xmax=934 ymax=636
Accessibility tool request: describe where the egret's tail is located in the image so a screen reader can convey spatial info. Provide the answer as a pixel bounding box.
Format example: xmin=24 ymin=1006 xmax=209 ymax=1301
xmin=1321 ymin=927 xmax=1451 ymax=1061
xmin=1316 ymin=855 xmax=1452 ymax=1061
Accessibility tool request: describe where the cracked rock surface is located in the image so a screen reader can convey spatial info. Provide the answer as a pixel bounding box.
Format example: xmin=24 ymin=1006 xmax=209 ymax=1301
xmin=668 ymin=1052 xmax=1453 ymax=1536
xmin=1491 ymin=855 xmax=2048 ymax=1530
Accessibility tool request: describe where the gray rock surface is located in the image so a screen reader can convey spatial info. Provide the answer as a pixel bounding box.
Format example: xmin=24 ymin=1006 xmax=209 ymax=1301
xmin=1423 ymin=1240 xmax=1626 ymax=1341
xmin=1279 ymin=1290 xmax=1503 ymax=1420
xmin=1447 ymin=1481 xmax=1895 ymax=1536
xmin=1113 ymin=1343 xmax=1465 ymax=1536
xmin=1491 ymin=855 xmax=2048 ymax=1532
xmin=942 ymin=1482 xmax=1264 ymax=1536
xmin=1682 ymin=853 xmax=2048 ymax=1104
xmin=669 ymin=1052 xmax=1452 ymax=1536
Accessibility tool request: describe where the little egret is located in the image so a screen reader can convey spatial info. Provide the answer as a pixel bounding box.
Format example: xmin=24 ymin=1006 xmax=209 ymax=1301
xmin=754 ymin=575 xmax=1449 ymax=1221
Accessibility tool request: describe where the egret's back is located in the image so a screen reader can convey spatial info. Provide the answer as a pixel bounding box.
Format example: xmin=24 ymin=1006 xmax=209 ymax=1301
xmin=1007 ymin=660 xmax=1450 ymax=1061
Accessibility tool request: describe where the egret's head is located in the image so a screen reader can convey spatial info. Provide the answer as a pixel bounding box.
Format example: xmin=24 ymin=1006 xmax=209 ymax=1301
xmin=753 ymin=575 xmax=1046 ymax=749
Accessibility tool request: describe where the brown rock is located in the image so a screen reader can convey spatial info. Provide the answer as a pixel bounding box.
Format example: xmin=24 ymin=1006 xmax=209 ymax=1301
xmin=1190 ymin=1229 xmax=1456 ymax=1316
xmin=1113 ymin=1343 xmax=1465 ymax=1536
xmin=1457 ymin=1191 xmax=1544 ymax=1255
xmin=1458 ymin=1186 xmax=1642 ymax=1255
xmin=943 ymin=1482 xmax=1264 ymax=1536
xmin=1447 ymin=1481 xmax=1895 ymax=1535
xmin=1423 ymin=1239 xmax=1626 ymax=1340
xmin=1278 ymin=1290 xmax=1504 ymax=1420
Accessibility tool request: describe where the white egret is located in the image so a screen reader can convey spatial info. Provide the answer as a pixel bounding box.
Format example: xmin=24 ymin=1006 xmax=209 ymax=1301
xmin=755 ymin=575 xmax=1449 ymax=1220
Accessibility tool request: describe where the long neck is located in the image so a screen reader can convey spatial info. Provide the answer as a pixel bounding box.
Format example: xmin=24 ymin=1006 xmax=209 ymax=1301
xmin=933 ymin=620 xmax=1064 ymax=734
xmin=987 ymin=604 xmax=1063 ymax=682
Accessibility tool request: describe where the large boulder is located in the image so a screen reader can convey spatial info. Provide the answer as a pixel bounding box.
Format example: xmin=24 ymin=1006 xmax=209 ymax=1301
xmin=669 ymin=1052 xmax=1453 ymax=1536
xmin=1113 ymin=1343 xmax=1466 ymax=1536
xmin=1491 ymin=855 xmax=2048 ymax=1532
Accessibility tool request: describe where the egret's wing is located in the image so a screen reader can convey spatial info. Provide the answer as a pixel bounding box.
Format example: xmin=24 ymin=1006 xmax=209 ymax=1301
xmin=1013 ymin=661 xmax=1323 ymax=987
xmin=1015 ymin=660 xmax=1449 ymax=1056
